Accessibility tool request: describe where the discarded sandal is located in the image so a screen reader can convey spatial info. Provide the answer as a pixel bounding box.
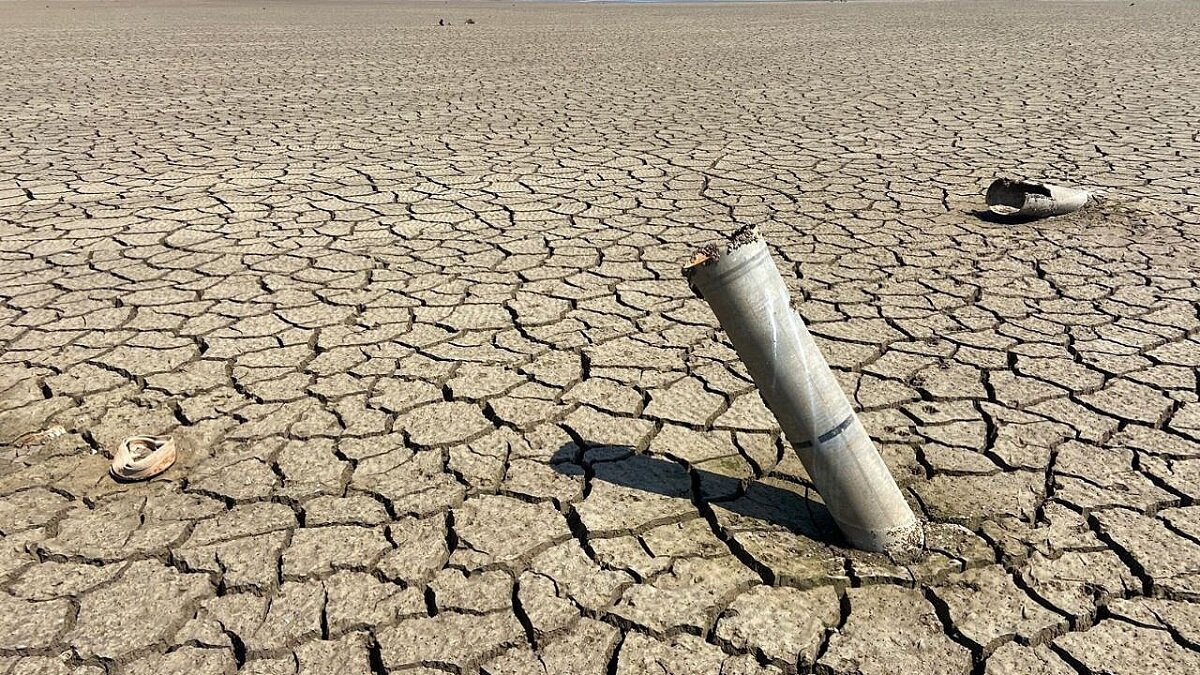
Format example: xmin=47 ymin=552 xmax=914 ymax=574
xmin=986 ymin=178 xmax=1089 ymax=220
xmin=110 ymin=435 xmax=177 ymax=482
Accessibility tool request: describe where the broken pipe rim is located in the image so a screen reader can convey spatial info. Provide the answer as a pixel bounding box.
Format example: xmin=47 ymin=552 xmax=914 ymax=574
xmin=985 ymin=178 xmax=1089 ymax=219
xmin=684 ymin=226 xmax=922 ymax=554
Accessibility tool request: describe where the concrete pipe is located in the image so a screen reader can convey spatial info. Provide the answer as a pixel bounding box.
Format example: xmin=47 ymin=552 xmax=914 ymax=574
xmin=986 ymin=178 xmax=1089 ymax=219
xmin=684 ymin=227 xmax=920 ymax=553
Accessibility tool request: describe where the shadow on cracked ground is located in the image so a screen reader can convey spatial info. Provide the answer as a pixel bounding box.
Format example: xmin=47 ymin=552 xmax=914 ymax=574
xmin=550 ymin=441 xmax=846 ymax=547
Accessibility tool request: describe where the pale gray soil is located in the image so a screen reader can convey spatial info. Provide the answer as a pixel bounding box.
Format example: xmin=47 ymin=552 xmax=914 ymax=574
xmin=1 ymin=1 xmax=1199 ymax=673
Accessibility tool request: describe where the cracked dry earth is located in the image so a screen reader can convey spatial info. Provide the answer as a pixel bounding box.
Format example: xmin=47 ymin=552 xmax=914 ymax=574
xmin=1 ymin=1 xmax=1199 ymax=674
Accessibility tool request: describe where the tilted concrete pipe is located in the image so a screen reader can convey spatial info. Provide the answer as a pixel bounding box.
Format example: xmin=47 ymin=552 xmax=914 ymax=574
xmin=684 ymin=226 xmax=921 ymax=553
xmin=986 ymin=178 xmax=1089 ymax=219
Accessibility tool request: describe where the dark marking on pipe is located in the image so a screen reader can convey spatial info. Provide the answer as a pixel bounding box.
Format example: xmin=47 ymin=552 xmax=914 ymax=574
xmin=793 ymin=413 xmax=856 ymax=449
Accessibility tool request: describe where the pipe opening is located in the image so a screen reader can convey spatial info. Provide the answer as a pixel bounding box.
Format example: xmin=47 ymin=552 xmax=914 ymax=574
xmin=986 ymin=178 xmax=1050 ymax=215
xmin=683 ymin=224 xmax=762 ymax=277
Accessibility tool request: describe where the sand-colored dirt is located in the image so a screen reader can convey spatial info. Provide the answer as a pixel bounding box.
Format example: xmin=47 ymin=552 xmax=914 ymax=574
xmin=2 ymin=1 xmax=1199 ymax=673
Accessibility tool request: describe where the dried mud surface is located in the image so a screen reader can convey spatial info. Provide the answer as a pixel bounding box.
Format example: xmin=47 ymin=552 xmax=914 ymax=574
xmin=1 ymin=1 xmax=1199 ymax=673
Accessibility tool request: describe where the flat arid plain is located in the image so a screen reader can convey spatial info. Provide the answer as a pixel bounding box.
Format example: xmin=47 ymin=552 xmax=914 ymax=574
xmin=2 ymin=1 xmax=1199 ymax=673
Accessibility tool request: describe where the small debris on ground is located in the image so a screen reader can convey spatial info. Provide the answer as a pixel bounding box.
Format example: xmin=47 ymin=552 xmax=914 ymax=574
xmin=110 ymin=435 xmax=178 ymax=482
xmin=14 ymin=425 xmax=67 ymax=448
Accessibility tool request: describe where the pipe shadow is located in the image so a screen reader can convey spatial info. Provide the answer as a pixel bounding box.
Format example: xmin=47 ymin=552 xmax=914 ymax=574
xmin=971 ymin=207 xmax=1080 ymax=225
xmin=550 ymin=442 xmax=845 ymax=546
xmin=971 ymin=208 xmax=1041 ymax=224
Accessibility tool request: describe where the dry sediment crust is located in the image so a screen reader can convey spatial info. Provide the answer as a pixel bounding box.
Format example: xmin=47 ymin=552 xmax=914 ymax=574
xmin=1 ymin=1 xmax=1199 ymax=673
